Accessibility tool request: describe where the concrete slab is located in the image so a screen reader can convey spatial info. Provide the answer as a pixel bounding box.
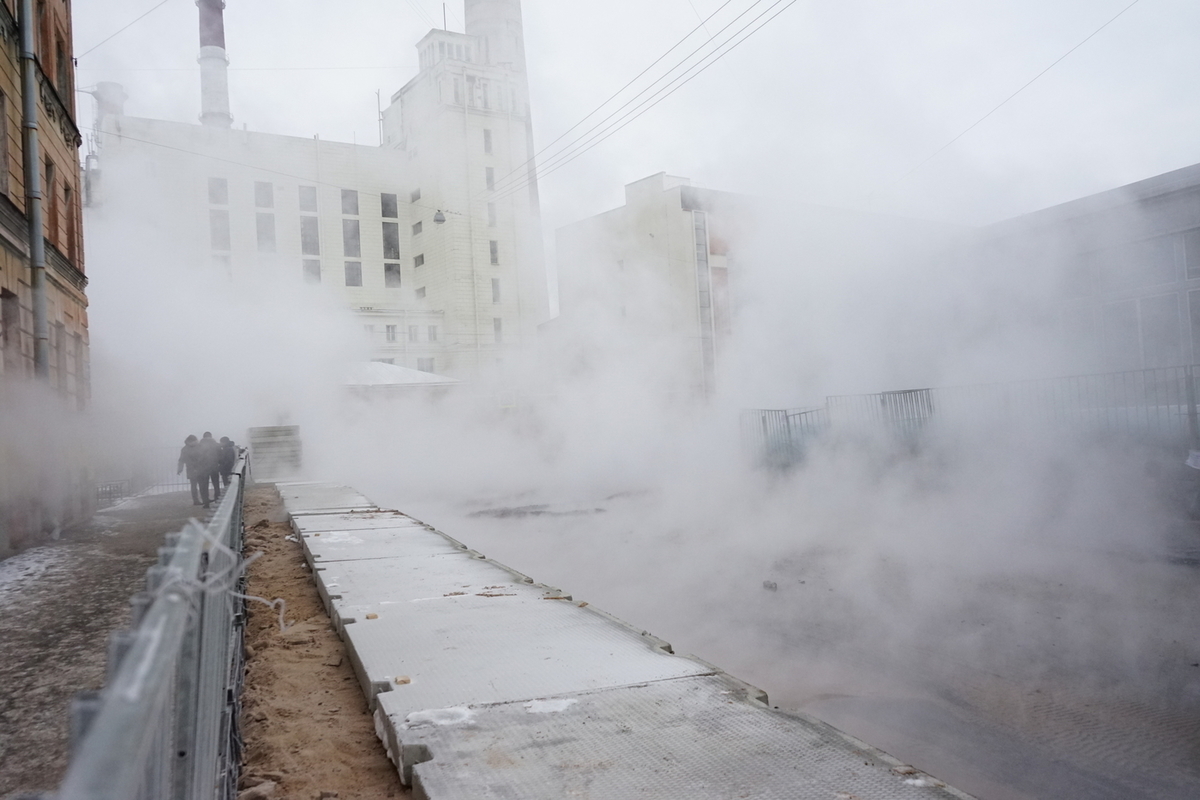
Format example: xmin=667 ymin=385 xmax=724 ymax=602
xmin=300 ymin=526 xmax=469 ymax=565
xmin=381 ymin=673 xmax=969 ymax=800
xmin=276 ymin=482 xmax=377 ymax=514
xmin=351 ymin=593 xmax=711 ymax=709
xmin=291 ymin=510 xmax=429 ymax=535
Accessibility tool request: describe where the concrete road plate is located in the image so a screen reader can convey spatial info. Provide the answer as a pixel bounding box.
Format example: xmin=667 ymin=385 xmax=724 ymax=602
xmin=383 ymin=673 xmax=969 ymax=800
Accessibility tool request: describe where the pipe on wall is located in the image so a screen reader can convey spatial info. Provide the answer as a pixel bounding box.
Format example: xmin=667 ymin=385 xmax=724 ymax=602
xmin=18 ymin=0 xmax=48 ymax=378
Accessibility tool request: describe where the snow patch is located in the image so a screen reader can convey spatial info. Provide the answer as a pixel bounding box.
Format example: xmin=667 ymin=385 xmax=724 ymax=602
xmin=0 ymin=547 xmax=67 ymax=610
xmin=320 ymin=532 xmax=365 ymax=545
xmin=524 ymin=698 xmax=578 ymax=714
xmin=403 ymin=706 xmax=475 ymax=729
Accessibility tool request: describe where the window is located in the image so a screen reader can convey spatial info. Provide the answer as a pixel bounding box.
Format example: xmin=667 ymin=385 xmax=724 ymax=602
xmin=412 ymin=220 xmax=423 ymax=235
xmin=55 ymin=37 xmax=68 ymax=95
xmin=410 ymin=188 xmax=421 ymax=202
xmin=300 ymin=216 xmax=320 ymax=255
xmin=1 ymin=289 xmax=19 ymax=375
xmin=486 ymin=167 xmax=495 ymax=190
xmin=416 ymin=287 xmax=426 ymax=299
xmin=64 ymin=184 xmax=76 ymax=262
xmin=1186 ymin=229 xmax=1200 ymax=280
xmin=208 ymin=177 xmax=228 ymax=205
xmin=343 ymin=219 xmax=361 ymax=257
xmin=72 ymin=332 xmax=86 ymax=410
xmin=381 ymin=193 xmax=398 ymax=218
xmin=345 ymin=261 xmax=362 ymax=286
xmin=493 ymin=317 xmax=503 ymax=343
xmin=386 ymin=324 xmax=397 ymax=342
xmin=45 ymin=159 xmax=56 ymax=243
xmin=256 ymin=213 xmax=276 ymax=252
xmin=376 ymin=358 xmax=395 ymax=365
xmin=487 ymin=203 xmax=496 ymax=227
xmin=489 ymin=240 xmax=499 ymax=264
xmin=0 ymin=93 xmax=8 ymax=195
xmin=364 ymin=324 xmax=375 ymax=338
xmin=299 ymin=185 xmax=318 ymax=212
xmin=491 ymin=278 xmax=500 ymax=303
xmin=417 ymin=357 xmax=435 ymax=373
xmin=254 ymin=181 xmax=274 ymax=208
xmin=302 ymin=259 xmax=321 ymax=283
xmin=483 ymin=129 xmax=492 ymax=154
xmin=413 ymin=253 xmax=425 ymax=268
xmin=453 ymin=77 xmax=462 ymax=105
xmin=341 ymin=189 xmax=359 ymax=215
xmin=210 ymin=210 xmax=231 ymax=250
xmin=408 ymin=325 xmax=419 ymax=342
xmin=428 ymin=325 xmax=438 ymax=342
xmin=384 ymin=264 xmax=402 ymax=288
xmin=383 ymin=222 xmax=400 ymax=259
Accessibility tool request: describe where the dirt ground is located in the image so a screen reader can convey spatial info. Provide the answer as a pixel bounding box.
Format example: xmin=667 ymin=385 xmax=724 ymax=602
xmin=239 ymin=485 xmax=406 ymax=800
xmin=0 ymin=490 xmax=205 ymax=796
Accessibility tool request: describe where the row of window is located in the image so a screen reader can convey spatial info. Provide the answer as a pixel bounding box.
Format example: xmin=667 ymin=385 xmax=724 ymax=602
xmin=366 ymin=324 xmax=439 ymax=343
xmin=208 ymin=178 xmax=402 ymax=219
xmin=301 ymin=258 xmax=503 ymax=302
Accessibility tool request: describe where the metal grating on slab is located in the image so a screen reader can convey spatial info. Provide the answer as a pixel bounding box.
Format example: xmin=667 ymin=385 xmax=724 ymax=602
xmin=384 ymin=673 xmax=970 ymax=800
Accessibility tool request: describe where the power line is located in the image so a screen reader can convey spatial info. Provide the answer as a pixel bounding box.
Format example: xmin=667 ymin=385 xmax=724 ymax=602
xmin=77 ymin=0 xmax=178 ymax=59
xmin=883 ymin=0 xmax=1143 ymax=191
xmin=484 ymin=0 xmax=744 ymax=197
xmin=488 ymin=0 xmax=799 ymax=205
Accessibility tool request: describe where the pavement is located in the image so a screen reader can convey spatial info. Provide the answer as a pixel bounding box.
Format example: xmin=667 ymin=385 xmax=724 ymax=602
xmin=0 ymin=491 xmax=207 ymax=797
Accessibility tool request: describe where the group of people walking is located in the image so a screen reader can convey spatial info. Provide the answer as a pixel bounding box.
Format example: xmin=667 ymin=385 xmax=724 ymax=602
xmin=177 ymin=432 xmax=239 ymax=508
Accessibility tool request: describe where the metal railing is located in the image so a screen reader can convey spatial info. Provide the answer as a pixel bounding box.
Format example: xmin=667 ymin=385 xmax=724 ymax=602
xmin=747 ymin=365 xmax=1200 ymax=466
xmin=40 ymin=455 xmax=251 ymax=800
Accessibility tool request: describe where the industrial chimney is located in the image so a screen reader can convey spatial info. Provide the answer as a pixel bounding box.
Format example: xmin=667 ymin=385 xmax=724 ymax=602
xmin=197 ymin=0 xmax=232 ymax=128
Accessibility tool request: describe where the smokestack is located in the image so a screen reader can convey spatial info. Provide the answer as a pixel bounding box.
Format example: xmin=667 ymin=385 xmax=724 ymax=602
xmin=197 ymin=0 xmax=232 ymax=128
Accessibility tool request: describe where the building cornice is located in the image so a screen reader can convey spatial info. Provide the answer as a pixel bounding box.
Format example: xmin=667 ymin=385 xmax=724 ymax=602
xmin=0 ymin=1 xmax=83 ymax=148
xmin=0 ymin=194 xmax=87 ymax=290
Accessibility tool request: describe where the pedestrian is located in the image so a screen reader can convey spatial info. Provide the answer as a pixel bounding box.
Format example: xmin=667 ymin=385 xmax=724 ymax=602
xmin=218 ymin=436 xmax=237 ymax=488
xmin=176 ymin=435 xmax=206 ymax=506
xmin=196 ymin=431 xmax=222 ymax=507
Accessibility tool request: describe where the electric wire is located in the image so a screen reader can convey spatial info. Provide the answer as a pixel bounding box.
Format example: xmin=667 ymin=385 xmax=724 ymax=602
xmin=487 ymin=0 xmax=799 ymax=205
xmin=883 ymin=0 xmax=1143 ymax=192
xmin=483 ymin=0 xmax=744 ymax=197
xmin=77 ymin=0 xmax=177 ymax=59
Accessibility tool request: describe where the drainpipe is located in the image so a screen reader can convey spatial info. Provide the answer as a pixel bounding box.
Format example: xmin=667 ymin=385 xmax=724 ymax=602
xmin=19 ymin=0 xmax=48 ymax=378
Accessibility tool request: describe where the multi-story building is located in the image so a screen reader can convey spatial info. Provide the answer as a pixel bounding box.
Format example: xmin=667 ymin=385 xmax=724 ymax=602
xmin=90 ymin=0 xmax=549 ymax=381
xmin=552 ymin=173 xmax=743 ymax=397
xmin=977 ymin=162 xmax=1200 ymax=373
xmin=0 ymin=0 xmax=90 ymax=552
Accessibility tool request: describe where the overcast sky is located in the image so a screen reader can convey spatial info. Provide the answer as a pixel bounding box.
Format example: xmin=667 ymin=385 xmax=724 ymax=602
xmin=72 ymin=0 xmax=1200 ymax=233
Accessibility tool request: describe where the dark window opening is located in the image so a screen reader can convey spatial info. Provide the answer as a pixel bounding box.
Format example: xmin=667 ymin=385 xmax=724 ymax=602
xmin=408 ymin=325 xmax=419 ymax=342
xmin=256 ymin=213 xmax=276 ymax=253
xmin=303 ymin=259 xmax=321 ymax=283
xmin=493 ymin=317 xmax=503 ymax=343
xmin=208 ymin=177 xmax=228 ymax=205
xmin=428 ymin=325 xmax=438 ymax=342
xmin=489 ymin=240 xmax=499 ymax=264
xmin=485 ymin=167 xmax=495 ymax=191
xmin=416 ymin=287 xmax=426 ymax=299
xmin=383 ymin=222 xmax=400 ymax=259
xmin=413 ymin=220 xmax=423 ymax=235
xmin=1185 ymin=229 xmax=1200 ymax=280
xmin=299 ymin=185 xmax=318 ymax=212
xmin=487 ymin=203 xmax=496 ymax=227
xmin=344 ymin=261 xmax=362 ymax=286
xmin=210 ymin=210 xmax=231 ymax=250
xmin=300 ymin=216 xmax=320 ymax=255
xmin=491 ymin=278 xmax=500 ymax=303
xmin=381 ymin=193 xmax=398 ymax=218
xmin=384 ymin=263 xmax=402 ymax=288
xmin=254 ymin=181 xmax=274 ymax=208
xmin=341 ymin=189 xmax=359 ymax=216
xmin=411 ymin=188 xmax=421 ymax=203
xmin=386 ymin=324 xmax=397 ymax=342
xmin=414 ymin=253 xmax=425 ymax=268
xmin=343 ymin=219 xmax=361 ymax=257
xmin=483 ymin=129 xmax=492 ymax=154
xmin=417 ymin=357 xmax=435 ymax=373
xmin=2 ymin=288 xmax=20 ymax=375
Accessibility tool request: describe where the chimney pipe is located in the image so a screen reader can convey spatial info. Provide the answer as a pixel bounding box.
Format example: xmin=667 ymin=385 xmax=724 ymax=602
xmin=197 ymin=0 xmax=232 ymax=128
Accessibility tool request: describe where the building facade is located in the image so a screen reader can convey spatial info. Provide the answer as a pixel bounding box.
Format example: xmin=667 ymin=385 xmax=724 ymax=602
xmin=90 ymin=0 xmax=549 ymax=381
xmin=553 ymin=173 xmax=739 ymax=397
xmin=0 ymin=0 xmax=90 ymax=552
xmin=977 ymin=163 xmax=1200 ymax=373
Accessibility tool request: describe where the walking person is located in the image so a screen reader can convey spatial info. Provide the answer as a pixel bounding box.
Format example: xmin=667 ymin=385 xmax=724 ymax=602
xmin=196 ymin=432 xmax=222 ymax=507
xmin=218 ymin=436 xmax=237 ymax=488
xmin=177 ymin=435 xmax=206 ymax=506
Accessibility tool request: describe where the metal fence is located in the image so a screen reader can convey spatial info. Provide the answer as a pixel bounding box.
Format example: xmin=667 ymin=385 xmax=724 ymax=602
xmin=41 ymin=455 xmax=250 ymax=800
xmin=747 ymin=365 xmax=1200 ymax=466
xmin=95 ymin=447 xmax=192 ymax=507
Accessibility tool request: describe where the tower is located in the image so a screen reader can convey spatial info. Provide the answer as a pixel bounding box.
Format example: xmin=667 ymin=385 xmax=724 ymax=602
xmin=380 ymin=0 xmax=548 ymax=380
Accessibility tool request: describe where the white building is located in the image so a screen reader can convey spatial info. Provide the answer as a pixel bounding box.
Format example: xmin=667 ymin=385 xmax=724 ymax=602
xmin=552 ymin=173 xmax=744 ymax=397
xmin=89 ymin=0 xmax=548 ymax=381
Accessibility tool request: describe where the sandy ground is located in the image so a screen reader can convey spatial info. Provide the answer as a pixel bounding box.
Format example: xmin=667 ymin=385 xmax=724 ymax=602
xmin=239 ymin=485 xmax=406 ymax=800
xmin=0 ymin=491 xmax=204 ymax=796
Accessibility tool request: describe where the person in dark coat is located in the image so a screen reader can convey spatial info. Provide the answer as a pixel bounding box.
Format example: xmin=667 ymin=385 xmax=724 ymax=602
xmin=195 ymin=431 xmax=222 ymax=507
xmin=176 ymin=435 xmax=205 ymax=506
xmin=218 ymin=437 xmax=237 ymax=487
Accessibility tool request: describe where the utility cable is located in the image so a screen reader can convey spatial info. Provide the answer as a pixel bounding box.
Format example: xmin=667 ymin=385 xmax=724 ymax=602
xmin=882 ymin=0 xmax=1143 ymax=192
xmin=77 ymin=0 xmax=177 ymax=59
xmin=484 ymin=0 xmax=744 ymax=196
xmin=488 ymin=0 xmax=798 ymax=205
